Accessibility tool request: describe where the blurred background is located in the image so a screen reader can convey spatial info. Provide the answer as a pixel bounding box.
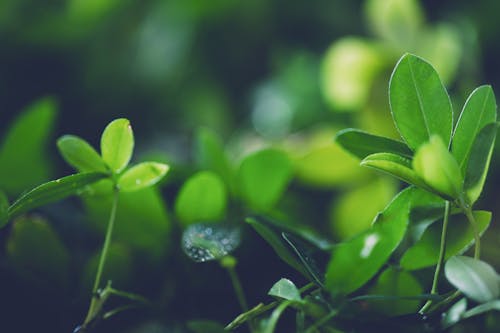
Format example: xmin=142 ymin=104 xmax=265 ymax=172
xmin=1 ymin=0 xmax=500 ymax=332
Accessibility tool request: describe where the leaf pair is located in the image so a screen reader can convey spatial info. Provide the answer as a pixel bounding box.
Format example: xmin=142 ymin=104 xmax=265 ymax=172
xmin=58 ymin=118 xmax=169 ymax=193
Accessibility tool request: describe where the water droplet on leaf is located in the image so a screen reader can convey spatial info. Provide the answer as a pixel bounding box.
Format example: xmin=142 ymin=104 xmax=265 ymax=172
xmin=182 ymin=224 xmax=241 ymax=262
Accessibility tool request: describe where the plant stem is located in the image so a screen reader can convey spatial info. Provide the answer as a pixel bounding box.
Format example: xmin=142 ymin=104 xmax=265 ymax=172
xmin=463 ymin=206 xmax=480 ymax=259
xmin=420 ymin=200 xmax=450 ymax=314
xmin=83 ymin=188 xmax=120 ymax=325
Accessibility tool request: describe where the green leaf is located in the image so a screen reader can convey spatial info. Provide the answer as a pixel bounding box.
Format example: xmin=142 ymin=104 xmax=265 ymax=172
xmin=268 ymin=278 xmax=302 ymax=302
xmin=325 ymin=187 xmax=413 ymax=295
xmin=6 ymin=216 xmax=70 ymax=289
xmin=413 ymin=135 xmax=463 ymax=199
xmin=100 ymin=118 xmax=134 ymax=173
xmin=366 ymin=267 xmax=423 ymax=316
xmin=118 ymin=162 xmax=169 ymax=192
xmin=57 ymin=135 xmax=108 ymax=172
xmin=175 ymin=171 xmax=227 ymax=226
xmin=237 ymin=148 xmax=292 ymax=211
xmin=463 ymin=122 xmax=499 ymax=204
xmin=7 ymin=172 xmax=108 ymax=220
xmin=187 ymin=320 xmax=226 ymax=333
xmin=400 ymin=211 xmax=491 ymax=270
xmin=360 ymin=153 xmax=431 ymax=191
xmin=335 ymin=128 xmax=413 ymax=159
xmin=442 ymin=298 xmax=468 ymax=329
xmin=0 ymin=191 xmax=8 ymax=228
xmin=389 ymin=53 xmax=453 ymax=150
xmin=445 ymin=256 xmax=500 ymax=303
xmin=0 ymin=97 xmax=57 ymax=196
xmin=452 ymin=86 xmax=497 ymax=174
xmin=461 ymin=300 xmax=500 ymax=320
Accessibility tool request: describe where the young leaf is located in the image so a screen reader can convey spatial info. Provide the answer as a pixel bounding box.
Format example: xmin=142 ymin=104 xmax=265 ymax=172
xmin=445 ymin=256 xmax=500 ymax=303
xmin=400 ymin=211 xmax=491 ymax=270
xmin=361 ymin=152 xmax=432 ymax=191
xmin=442 ymin=298 xmax=468 ymax=329
xmin=412 ymin=135 xmax=462 ymax=199
xmin=100 ymin=118 xmax=134 ymax=173
xmin=57 ymin=135 xmax=108 ymax=172
xmin=118 ymin=162 xmax=169 ymax=192
xmin=463 ymin=122 xmax=499 ymax=204
xmin=268 ymin=278 xmax=302 ymax=302
xmin=175 ymin=171 xmax=227 ymax=226
xmin=389 ymin=53 xmax=453 ymax=150
xmin=0 ymin=191 xmax=9 ymax=228
xmin=335 ymin=128 xmax=413 ymax=159
xmin=325 ymin=187 xmax=413 ymax=295
xmin=7 ymin=172 xmax=108 ymax=220
xmin=461 ymin=300 xmax=500 ymax=320
xmin=182 ymin=224 xmax=241 ymax=262
xmin=237 ymin=148 xmax=292 ymax=212
xmin=452 ymin=85 xmax=497 ymax=173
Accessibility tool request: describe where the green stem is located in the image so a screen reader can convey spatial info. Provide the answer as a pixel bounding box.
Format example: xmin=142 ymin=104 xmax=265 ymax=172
xmin=305 ymin=309 xmax=339 ymax=333
xmin=463 ymin=207 xmax=480 ymax=259
xmin=420 ymin=200 xmax=450 ymax=314
xmin=83 ymin=188 xmax=120 ymax=325
xmin=227 ymin=265 xmax=249 ymax=313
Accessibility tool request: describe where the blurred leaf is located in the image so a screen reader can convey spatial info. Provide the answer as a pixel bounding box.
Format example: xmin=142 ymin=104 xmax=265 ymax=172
xmin=268 ymin=278 xmax=302 ymax=302
xmin=7 ymin=172 xmax=108 ymax=221
xmin=0 ymin=190 xmax=8 ymax=228
xmin=389 ymin=53 xmax=453 ymax=150
xmin=413 ymin=135 xmax=463 ymax=199
xmin=100 ymin=118 xmax=134 ymax=174
xmin=321 ymin=37 xmax=385 ymax=111
xmin=6 ymin=216 xmax=70 ymax=289
xmin=453 ymin=85 xmax=497 ymax=170
xmin=463 ymin=123 xmax=499 ymax=204
xmin=361 ymin=153 xmax=431 ymax=191
xmin=330 ymin=178 xmax=396 ymax=240
xmin=187 ymin=320 xmax=226 ymax=333
xmin=442 ymin=298 xmax=468 ymax=329
xmin=237 ymin=148 xmax=292 ymax=211
xmin=461 ymin=300 xmax=500 ymax=320
xmin=325 ymin=187 xmax=413 ymax=295
xmin=181 ymin=223 xmax=240 ymax=262
xmin=84 ymin=187 xmax=171 ymax=259
xmin=175 ymin=171 xmax=227 ymax=226
xmin=57 ymin=135 xmax=108 ymax=173
xmin=365 ymin=0 xmax=423 ymax=48
xmin=445 ymin=256 xmax=500 ymax=303
xmin=335 ymin=128 xmax=412 ymax=159
xmin=118 ymin=162 xmax=169 ymax=192
xmin=0 ymin=97 xmax=57 ymax=196
xmin=400 ymin=211 xmax=491 ymax=270
xmin=366 ymin=267 xmax=423 ymax=316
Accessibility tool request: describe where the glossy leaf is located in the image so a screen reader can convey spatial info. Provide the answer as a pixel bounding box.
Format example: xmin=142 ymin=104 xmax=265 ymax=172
xmin=237 ymin=148 xmax=292 ymax=211
xmin=268 ymin=278 xmax=302 ymax=302
xmin=445 ymin=256 xmax=499 ymax=303
xmin=100 ymin=118 xmax=134 ymax=173
xmin=0 ymin=98 xmax=57 ymax=195
xmin=325 ymin=187 xmax=413 ymax=295
xmin=361 ymin=153 xmax=431 ymax=191
xmin=413 ymin=135 xmax=462 ymax=199
xmin=175 ymin=171 xmax=227 ymax=226
xmin=452 ymin=86 xmax=497 ymax=173
xmin=182 ymin=223 xmax=240 ymax=262
xmin=442 ymin=298 xmax=468 ymax=329
xmin=389 ymin=53 xmax=453 ymax=150
xmin=0 ymin=191 xmax=8 ymax=228
xmin=335 ymin=128 xmax=413 ymax=159
xmin=57 ymin=135 xmax=108 ymax=172
xmin=7 ymin=172 xmax=108 ymax=220
xmin=400 ymin=211 xmax=491 ymax=270
xmin=464 ymin=122 xmax=499 ymax=204
xmin=118 ymin=162 xmax=169 ymax=192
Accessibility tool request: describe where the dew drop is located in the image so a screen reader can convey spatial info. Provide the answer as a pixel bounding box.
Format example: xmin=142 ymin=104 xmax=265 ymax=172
xmin=182 ymin=223 xmax=241 ymax=262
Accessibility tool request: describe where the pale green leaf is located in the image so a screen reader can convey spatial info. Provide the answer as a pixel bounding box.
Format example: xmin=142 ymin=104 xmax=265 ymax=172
xmin=118 ymin=162 xmax=169 ymax=192
xmin=100 ymin=118 xmax=134 ymax=173
xmin=57 ymin=135 xmax=108 ymax=172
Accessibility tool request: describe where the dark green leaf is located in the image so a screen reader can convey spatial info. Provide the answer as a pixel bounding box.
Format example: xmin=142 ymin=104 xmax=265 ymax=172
xmin=100 ymin=118 xmax=134 ymax=173
xmin=187 ymin=320 xmax=226 ymax=333
xmin=0 ymin=97 xmax=57 ymax=196
xmin=175 ymin=171 xmax=227 ymax=226
xmin=400 ymin=211 xmax=491 ymax=270
xmin=118 ymin=162 xmax=169 ymax=192
xmin=325 ymin=187 xmax=413 ymax=295
xmin=0 ymin=191 xmax=8 ymax=228
xmin=268 ymin=278 xmax=302 ymax=302
xmin=57 ymin=134 xmax=108 ymax=172
xmin=464 ymin=122 xmax=499 ymax=204
xmin=452 ymin=85 xmax=497 ymax=173
xmin=237 ymin=148 xmax=292 ymax=212
xmin=7 ymin=172 xmax=108 ymax=219
xmin=445 ymin=256 xmax=500 ymax=303
xmin=389 ymin=53 xmax=453 ymax=150
xmin=335 ymin=128 xmax=412 ymax=159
